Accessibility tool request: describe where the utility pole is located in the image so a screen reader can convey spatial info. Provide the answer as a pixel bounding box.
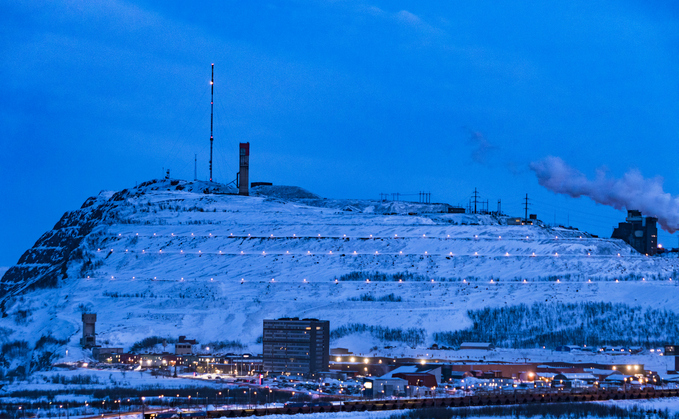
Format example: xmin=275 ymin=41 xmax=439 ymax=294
xmin=473 ymin=188 xmax=479 ymax=214
xmin=497 ymin=199 xmax=501 ymax=215
xmin=523 ymin=194 xmax=530 ymax=222
xmin=209 ymin=63 xmax=214 ymax=182
xmin=194 ymin=154 xmax=197 ymax=181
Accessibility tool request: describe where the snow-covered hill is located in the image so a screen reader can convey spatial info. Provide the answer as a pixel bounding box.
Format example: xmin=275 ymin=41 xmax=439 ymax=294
xmin=1 ymin=179 xmax=678 ymax=376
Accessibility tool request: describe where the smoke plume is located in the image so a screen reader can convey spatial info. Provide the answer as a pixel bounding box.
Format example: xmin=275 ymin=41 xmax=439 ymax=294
xmin=530 ymin=156 xmax=679 ymax=233
xmin=467 ymin=130 xmax=497 ymax=165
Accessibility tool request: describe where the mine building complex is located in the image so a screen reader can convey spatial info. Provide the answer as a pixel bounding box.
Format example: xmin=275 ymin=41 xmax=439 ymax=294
xmin=612 ymin=210 xmax=658 ymax=255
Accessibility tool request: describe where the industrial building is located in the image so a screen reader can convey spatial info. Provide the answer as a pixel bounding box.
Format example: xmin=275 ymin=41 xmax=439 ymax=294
xmin=262 ymin=317 xmax=329 ymax=375
xmin=238 ymin=142 xmax=249 ymax=196
xmin=80 ymin=313 xmax=96 ymax=348
xmin=611 ymin=210 xmax=658 ymax=255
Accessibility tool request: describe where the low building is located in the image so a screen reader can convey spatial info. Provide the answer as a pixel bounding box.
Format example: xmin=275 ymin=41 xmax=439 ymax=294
xmin=460 ymin=342 xmax=495 ymax=350
xmin=553 ymin=373 xmax=597 ymax=388
xmin=330 ymin=348 xmax=353 ymax=355
xmin=383 ymin=365 xmax=442 ymax=387
xmin=92 ymin=347 xmax=123 ymax=361
xmin=363 ymin=377 xmax=408 ymax=398
xmin=175 ymin=336 xmax=196 ymax=355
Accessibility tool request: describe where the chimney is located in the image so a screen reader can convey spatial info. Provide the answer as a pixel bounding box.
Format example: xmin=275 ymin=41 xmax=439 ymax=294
xmin=239 ymin=142 xmax=250 ymax=196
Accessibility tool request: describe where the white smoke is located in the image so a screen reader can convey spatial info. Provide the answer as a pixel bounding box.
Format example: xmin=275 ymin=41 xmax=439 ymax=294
xmin=530 ymin=156 xmax=679 ymax=233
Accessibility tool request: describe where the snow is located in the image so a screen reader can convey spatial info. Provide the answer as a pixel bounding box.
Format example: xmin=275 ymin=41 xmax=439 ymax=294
xmin=2 ymin=179 xmax=679 ymax=375
xmin=1 ymin=367 xmax=230 ymax=393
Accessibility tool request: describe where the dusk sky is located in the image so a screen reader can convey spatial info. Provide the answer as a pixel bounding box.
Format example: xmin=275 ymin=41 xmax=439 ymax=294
xmin=1 ymin=0 xmax=678 ymax=267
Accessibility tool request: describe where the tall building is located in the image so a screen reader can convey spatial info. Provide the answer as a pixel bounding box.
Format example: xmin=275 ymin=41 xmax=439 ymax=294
xmin=263 ymin=318 xmax=329 ymax=375
xmin=611 ymin=210 xmax=658 ymax=255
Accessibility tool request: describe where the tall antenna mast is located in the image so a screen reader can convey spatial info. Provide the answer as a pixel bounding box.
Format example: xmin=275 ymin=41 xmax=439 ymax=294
xmin=209 ymin=63 xmax=214 ymax=182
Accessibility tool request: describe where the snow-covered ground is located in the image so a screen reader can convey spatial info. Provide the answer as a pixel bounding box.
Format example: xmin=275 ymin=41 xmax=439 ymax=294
xmin=1 ymin=179 xmax=678 ymax=376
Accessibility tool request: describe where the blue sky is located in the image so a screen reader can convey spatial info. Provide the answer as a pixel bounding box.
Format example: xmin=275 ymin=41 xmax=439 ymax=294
xmin=1 ymin=1 xmax=678 ymax=266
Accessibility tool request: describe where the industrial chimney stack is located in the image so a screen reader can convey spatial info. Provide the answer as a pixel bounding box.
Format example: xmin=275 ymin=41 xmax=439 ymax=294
xmin=239 ymin=142 xmax=250 ymax=196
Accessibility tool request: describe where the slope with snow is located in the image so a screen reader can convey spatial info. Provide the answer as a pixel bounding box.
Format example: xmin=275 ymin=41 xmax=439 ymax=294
xmin=1 ymin=179 xmax=678 ymax=375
